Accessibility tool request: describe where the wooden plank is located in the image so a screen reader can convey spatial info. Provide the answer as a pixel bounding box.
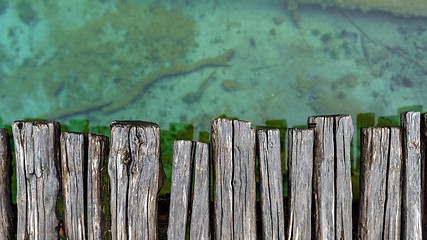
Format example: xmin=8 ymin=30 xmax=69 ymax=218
xmin=286 ymin=128 xmax=313 ymax=240
xmin=308 ymin=115 xmax=353 ymax=240
xmin=421 ymin=113 xmax=427 ymax=239
xmin=257 ymin=128 xmax=286 ymax=240
xmin=334 ymin=115 xmax=353 ymax=240
xmin=168 ymin=140 xmax=194 ymax=239
xmin=87 ymin=134 xmax=109 ymax=240
xmin=358 ymin=127 xmax=389 ymax=239
xmin=190 ymin=142 xmax=210 ymax=240
xmin=12 ymin=121 xmax=61 ymax=240
xmin=211 ymin=118 xmax=256 ymax=240
xmin=383 ymin=127 xmax=402 ymax=240
xmin=401 ymin=112 xmax=423 ymax=239
xmin=108 ymin=121 xmax=165 ymax=240
xmin=0 ymin=128 xmax=14 ymax=239
xmin=60 ymin=132 xmax=87 ymax=239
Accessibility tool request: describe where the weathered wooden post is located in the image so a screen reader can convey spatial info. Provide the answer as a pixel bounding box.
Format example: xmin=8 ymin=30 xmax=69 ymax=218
xmin=108 ymin=121 xmax=165 ymax=240
xmin=0 ymin=128 xmax=14 ymax=239
xmin=257 ymin=128 xmax=286 ymax=240
xmin=13 ymin=121 xmax=61 ymax=240
xmin=358 ymin=127 xmax=402 ymax=239
xmin=211 ymin=118 xmax=256 ymax=239
xmin=60 ymin=132 xmax=87 ymax=239
xmin=287 ymin=128 xmax=314 ymax=240
xmin=167 ymin=140 xmax=210 ymax=240
xmin=87 ymin=134 xmax=109 ymax=240
xmin=308 ymin=115 xmax=353 ymax=239
xmin=401 ymin=112 xmax=423 ymax=239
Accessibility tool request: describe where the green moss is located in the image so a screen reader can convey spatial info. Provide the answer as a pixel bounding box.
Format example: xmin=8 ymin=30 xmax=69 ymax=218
xmin=397 ymin=105 xmax=423 ymax=113
xmin=376 ymin=115 xmax=400 ymax=127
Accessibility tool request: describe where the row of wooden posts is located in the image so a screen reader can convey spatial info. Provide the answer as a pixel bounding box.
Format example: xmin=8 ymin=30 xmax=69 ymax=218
xmin=0 ymin=112 xmax=425 ymax=239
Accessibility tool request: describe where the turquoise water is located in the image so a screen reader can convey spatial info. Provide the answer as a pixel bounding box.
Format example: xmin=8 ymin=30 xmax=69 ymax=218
xmin=0 ymin=0 xmax=426 ymax=133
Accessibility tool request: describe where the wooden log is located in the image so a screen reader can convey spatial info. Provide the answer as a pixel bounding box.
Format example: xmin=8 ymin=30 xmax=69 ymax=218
xmin=108 ymin=121 xmax=165 ymax=240
xmin=0 ymin=129 xmax=14 ymax=239
xmin=286 ymin=128 xmax=314 ymax=240
xmin=358 ymin=127 xmax=402 ymax=239
xmin=211 ymin=118 xmax=256 ymax=240
xmin=190 ymin=142 xmax=210 ymax=240
xmin=308 ymin=115 xmax=353 ymax=240
xmin=87 ymin=134 xmax=109 ymax=240
xmin=257 ymin=129 xmax=286 ymax=240
xmin=12 ymin=121 xmax=61 ymax=240
xmin=401 ymin=112 xmax=423 ymax=239
xmin=60 ymin=132 xmax=87 ymax=239
xmin=168 ymin=140 xmax=194 ymax=239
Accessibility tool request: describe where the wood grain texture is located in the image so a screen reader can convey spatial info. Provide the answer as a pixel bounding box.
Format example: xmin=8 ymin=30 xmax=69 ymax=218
xmin=383 ymin=127 xmax=402 ymax=240
xmin=257 ymin=129 xmax=286 ymax=240
xmin=61 ymin=132 xmax=87 ymax=240
xmin=87 ymin=134 xmax=109 ymax=240
xmin=12 ymin=121 xmax=61 ymax=240
xmin=308 ymin=115 xmax=353 ymax=240
xmin=359 ymin=127 xmax=389 ymax=239
xmin=0 ymin=129 xmax=14 ymax=239
xmin=401 ymin=112 xmax=423 ymax=239
xmin=358 ymin=127 xmax=402 ymax=239
xmin=287 ymin=128 xmax=313 ymax=240
xmin=190 ymin=142 xmax=210 ymax=240
xmin=168 ymin=140 xmax=194 ymax=240
xmin=108 ymin=121 xmax=165 ymax=240
xmin=211 ymin=118 xmax=256 ymax=240
xmin=334 ymin=115 xmax=353 ymax=240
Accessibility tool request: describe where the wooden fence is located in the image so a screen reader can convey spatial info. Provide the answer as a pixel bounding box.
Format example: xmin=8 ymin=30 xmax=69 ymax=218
xmin=0 ymin=112 xmax=425 ymax=239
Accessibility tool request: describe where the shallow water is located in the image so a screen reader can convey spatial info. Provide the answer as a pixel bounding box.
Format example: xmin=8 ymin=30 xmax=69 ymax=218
xmin=0 ymin=0 xmax=426 ymax=134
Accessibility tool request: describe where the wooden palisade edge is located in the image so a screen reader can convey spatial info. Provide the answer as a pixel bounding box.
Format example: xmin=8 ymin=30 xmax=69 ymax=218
xmin=0 ymin=128 xmax=14 ymax=239
xmin=308 ymin=115 xmax=353 ymax=239
xmin=190 ymin=142 xmax=210 ymax=240
xmin=401 ymin=112 xmax=423 ymax=239
xmin=211 ymin=118 xmax=256 ymax=240
xmin=168 ymin=140 xmax=194 ymax=239
xmin=60 ymin=132 xmax=87 ymax=239
xmin=12 ymin=121 xmax=61 ymax=240
xmin=257 ymin=128 xmax=286 ymax=239
xmin=87 ymin=134 xmax=109 ymax=240
xmin=358 ymin=127 xmax=402 ymax=239
xmin=287 ymin=128 xmax=314 ymax=240
xmin=108 ymin=121 xmax=165 ymax=240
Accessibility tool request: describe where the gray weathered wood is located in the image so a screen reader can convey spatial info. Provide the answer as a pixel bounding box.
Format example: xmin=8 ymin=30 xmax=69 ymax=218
xmin=108 ymin=121 xmax=165 ymax=240
xmin=287 ymin=128 xmax=313 ymax=240
xmin=257 ymin=129 xmax=286 ymax=240
xmin=308 ymin=115 xmax=353 ymax=240
xmin=61 ymin=132 xmax=87 ymax=240
xmin=168 ymin=140 xmax=194 ymax=240
xmin=211 ymin=118 xmax=256 ymax=240
xmin=358 ymin=127 xmax=402 ymax=240
xmin=190 ymin=142 xmax=210 ymax=240
xmin=383 ymin=128 xmax=402 ymax=240
xmin=13 ymin=121 xmax=61 ymax=240
xmin=334 ymin=115 xmax=353 ymax=240
xmin=0 ymin=128 xmax=14 ymax=239
xmin=87 ymin=134 xmax=109 ymax=240
xmin=421 ymin=113 xmax=427 ymax=240
xmin=401 ymin=112 xmax=423 ymax=239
